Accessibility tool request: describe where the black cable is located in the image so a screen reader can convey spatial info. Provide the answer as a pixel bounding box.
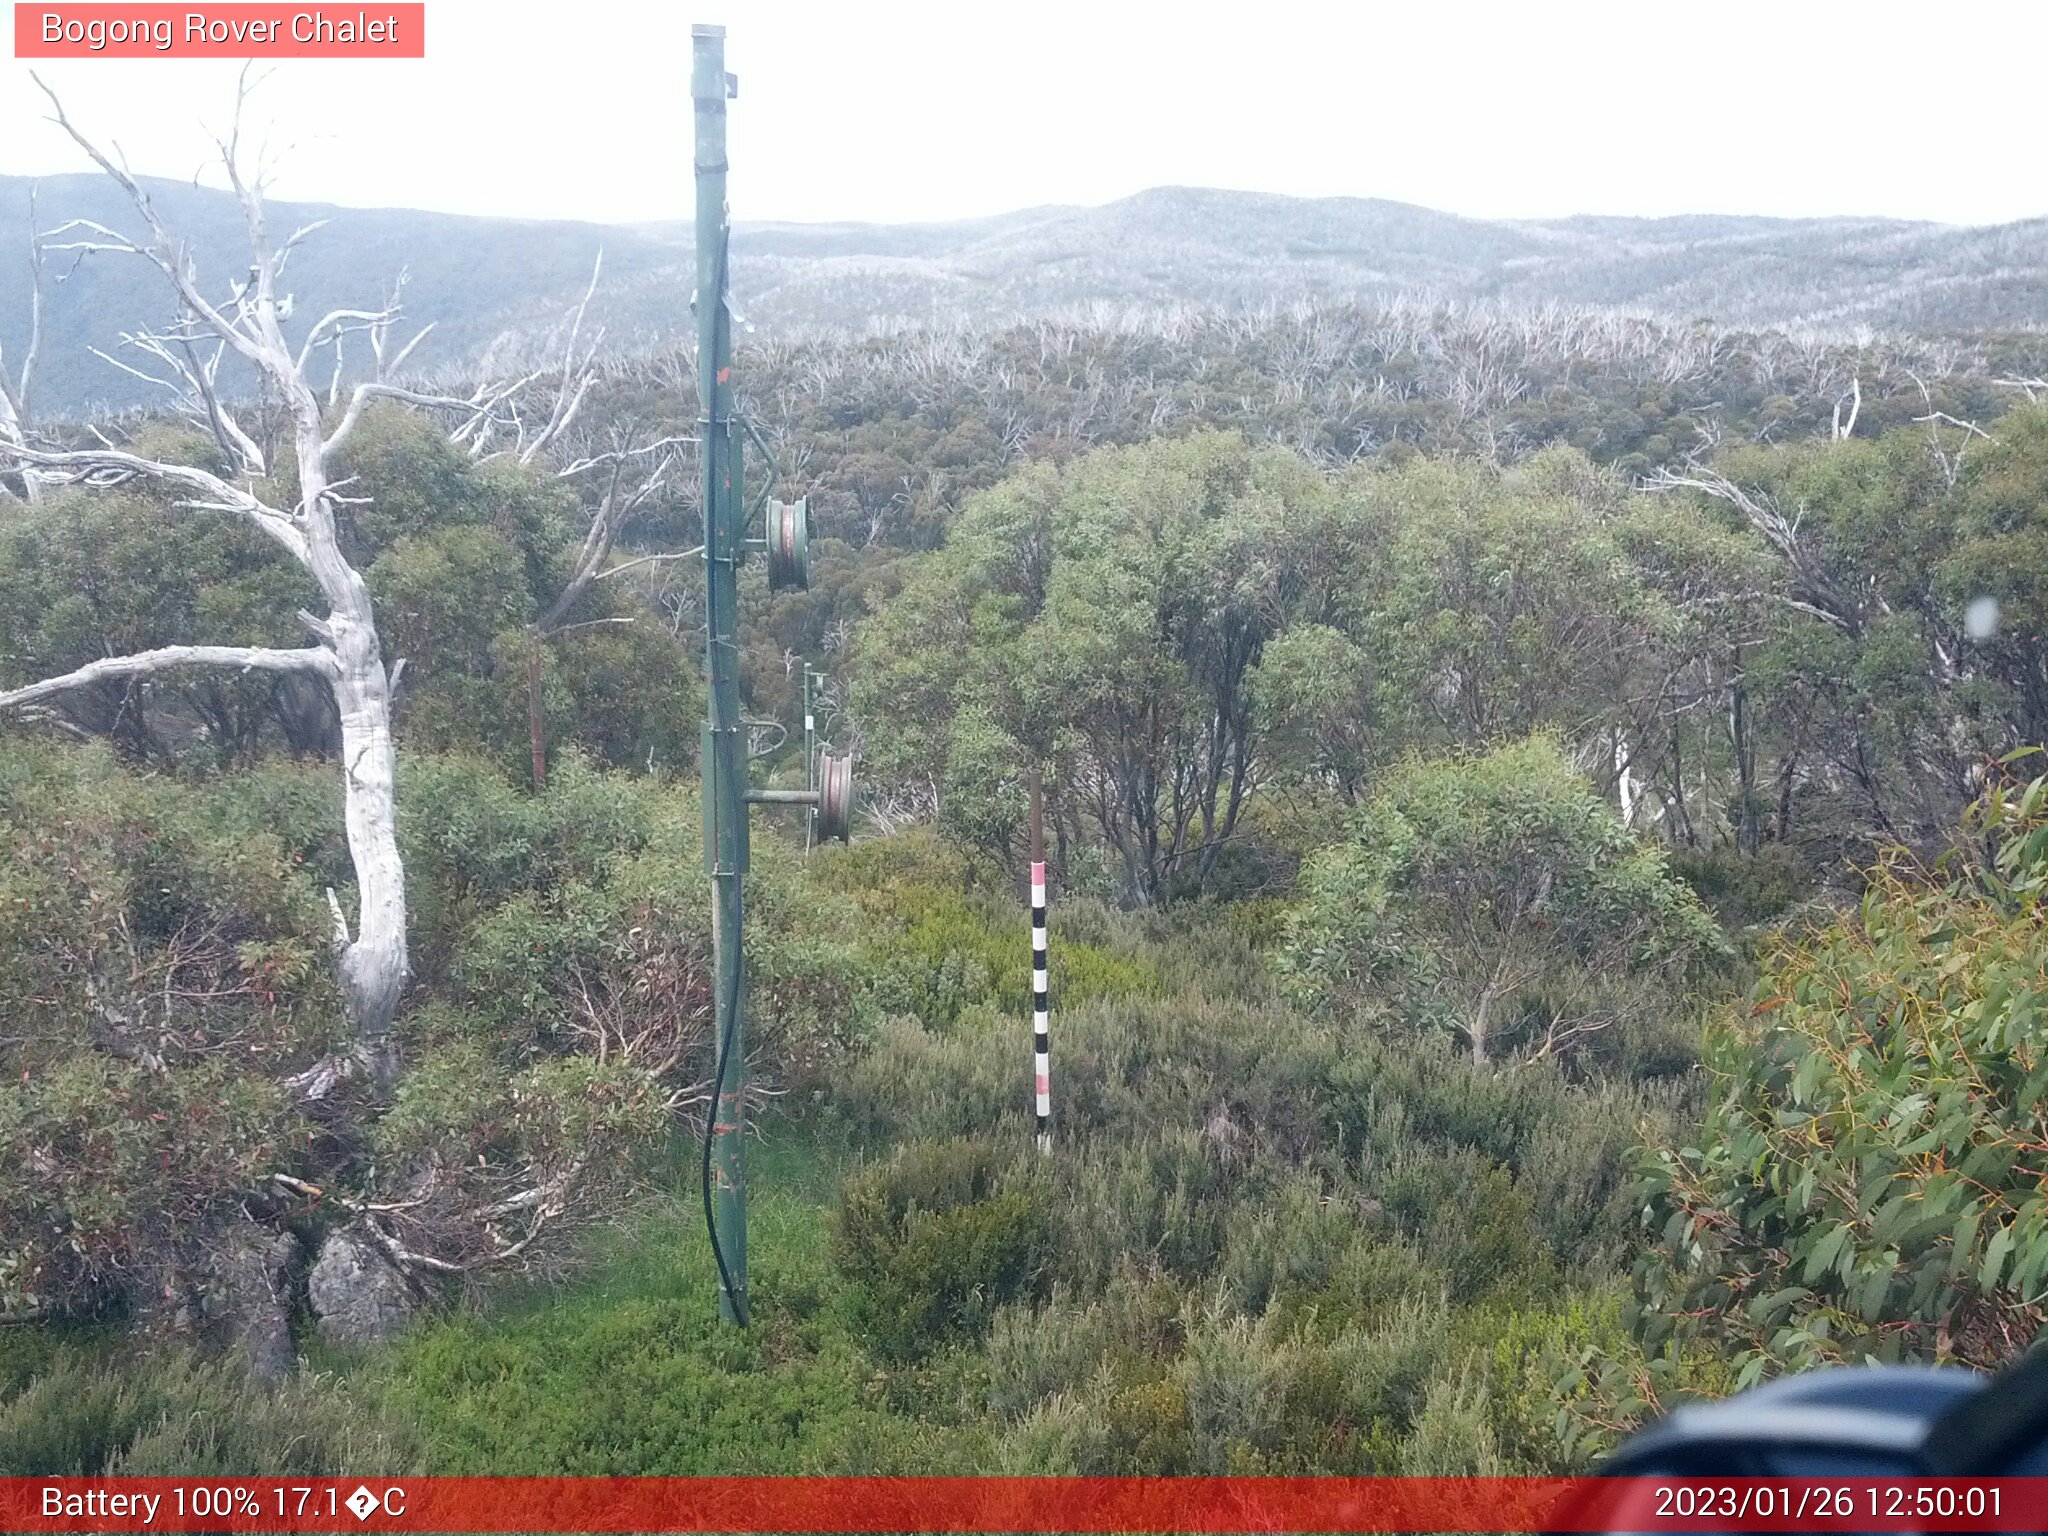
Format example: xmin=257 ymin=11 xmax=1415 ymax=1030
xmin=701 ymin=928 xmax=748 ymax=1326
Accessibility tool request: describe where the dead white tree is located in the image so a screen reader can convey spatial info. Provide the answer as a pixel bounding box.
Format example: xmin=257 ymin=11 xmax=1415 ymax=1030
xmin=522 ymin=418 xmax=691 ymax=786
xmin=1908 ymin=371 xmax=1990 ymax=492
xmin=1831 ymin=375 xmax=1860 ymax=440
xmin=0 ymin=185 xmax=44 ymax=504
xmin=0 ymin=77 xmax=532 ymax=1093
xmin=1648 ymin=460 xmax=1972 ymax=799
xmin=539 ymin=428 xmax=693 ymax=629
xmin=1645 ymin=464 xmax=1869 ymax=638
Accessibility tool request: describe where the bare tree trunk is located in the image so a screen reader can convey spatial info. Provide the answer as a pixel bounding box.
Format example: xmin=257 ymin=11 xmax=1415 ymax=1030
xmin=0 ymin=185 xmax=44 ymax=505
xmin=1466 ymin=991 xmax=1499 ymax=1064
xmin=1775 ymin=750 xmax=1799 ymax=844
xmin=1469 ymin=903 xmax=1537 ymax=1066
xmin=520 ymin=419 xmax=691 ymax=795
xmin=330 ymin=614 xmax=406 ymax=1069
xmin=274 ymin=235 xmax=411 ymax=1087
xmin=1668 ymin=720 xmax=1694 ymax=846
xmin=0 ymin=77 xmax=548 ymax=1093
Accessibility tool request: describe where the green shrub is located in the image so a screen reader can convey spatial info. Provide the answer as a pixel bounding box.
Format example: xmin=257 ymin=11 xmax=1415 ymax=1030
xmin=0 ymin=1350 xmax=410 ymax=1476
xmin=834 ymin=947 xmax=1658 ymax=1311
xmin=1217 ymin=1179 xmax=1375 ymax=1315
xmin=1046 ymin=1300 xmax=1453 ymax=1474
xmin=1279 ymin=737 xmax=1726 ymax=1066
xmin=1668 ymin=842 xmax=1815 ymax=928
xmin=1399 ymin=1366 xmax=1506 ymax=1475
xmin=0 ymin=740 xmax=335 ymax=1316
xmin=983 ymin=1267 xmax=1188 ymax=1422
xmin=399 ymin=747 xmax=659 ymax=974
xmin=1093 ymin=1376 xmax=1195 ymax=1473
xmin=1052 ymin=1129 xmax=1232 ymax=1291
xmin=1630 ymin=769 xmax=2048 ymax=1382
xmin=1321 ymin=1033 xmax=1683 ymax=1268
xmin=835 ymin=1139 xmax=1053 ymax=1360
xmin=1549 ymin=769 xmax=2048 ymax=1461
xmin=1378 ymin=1153 xmax=1551 ymax=1304
xmin=813 ymin=828 xmax=1157 ymax=1030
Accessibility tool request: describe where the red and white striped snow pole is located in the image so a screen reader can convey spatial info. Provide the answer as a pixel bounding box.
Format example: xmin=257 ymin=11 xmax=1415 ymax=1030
xmin=1029 ymin=770 xmax=1051 ymax=1152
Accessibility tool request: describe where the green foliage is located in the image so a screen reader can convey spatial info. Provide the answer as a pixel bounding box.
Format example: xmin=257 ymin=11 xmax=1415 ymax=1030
xmin=1594 ymin=768 xmax=2048 ymax=1441
xmin=1357 ymin=450 xmax=1662 ymax=753
xmin=0 ymin=1344 xmax=410 ymax=1475
xmin=1250 ymin=623 xmax=1377 ymax=804
xmin=849 ymin=414 xmax=2047 ymax=913
xmin=0 ymin=401 xmax=696 ymax=775
xmin=1000 ymin=1293 xmax=1514 ymax=1476
xmin=855 ymin=433 xmax=1333 ymax=904
xmin=1319 ymin=1032 xmax=1678 ymax=1266
xmin=355 ymin=1142 xmax=991 ymax=1475
xmin=0 ymin=479 xmax=320 ymax=760
xmin=398 ymin=746 xmax=656 ymax=972
xmin=0 ymin=737 xmax=869 ymax=1322
xmin=813 ymin=828 xmax=1157 ymax=1030
xmin=37 ymin=803 xmax=1682 ymax=1480
xmin=813 ymin=871 xmax=1678 ymax=1472
xmin=1280 ymin=737 xmax=1727 ymax=1064
xmin=0 ymin=740 xmax=336 ymax=1315
xmin=35 ymin=334 xmax=2048 ymax=1478
xmin=541 ymin=622 xmax=700 ymax=779
xmin=835 ymin=1139 xmax=1054 ymax=1360
xmin=348 ymin=409 xmax=701 ymax=779
xmin=1688 ymin=413 xmax=2048 ymax=863
xmin=1668 ymin=842 xmax=1815 ymax=929
xmin=382 ymin=756 xmax=874 ymax=1265
xmin=936 ymin=706 xmax=1031 ymax=861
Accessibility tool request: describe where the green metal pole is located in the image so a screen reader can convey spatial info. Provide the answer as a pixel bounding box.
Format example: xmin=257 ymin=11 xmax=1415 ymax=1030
xmin=693 ymin=22 xmax=748 ymax=1326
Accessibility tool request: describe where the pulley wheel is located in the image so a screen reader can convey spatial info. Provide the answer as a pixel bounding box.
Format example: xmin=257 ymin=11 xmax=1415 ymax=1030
xmin=766 ymin=497 xmax=811 ymax=592
xmin=815 ymin=751 xmax=853 ymax=843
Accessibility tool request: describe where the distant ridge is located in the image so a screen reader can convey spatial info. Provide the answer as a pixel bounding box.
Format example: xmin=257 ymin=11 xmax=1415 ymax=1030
xmin=3 ymin=175 xmax=2044 ymax=416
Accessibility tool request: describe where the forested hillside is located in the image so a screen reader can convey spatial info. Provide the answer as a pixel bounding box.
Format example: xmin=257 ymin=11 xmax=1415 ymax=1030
xmin=5 ymin=134 xmax=2048 ymax=1482
xmin=10 ymin=171 xmax=2048 ymax=415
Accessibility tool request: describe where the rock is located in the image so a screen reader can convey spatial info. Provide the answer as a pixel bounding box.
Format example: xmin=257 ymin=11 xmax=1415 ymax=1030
xmin=143 ymin=1224 xmax=302 ymax=1382
xmin=308 ymin=1231 xmax=414 ymax=1346
xmin=216 ymin=1228 xmax=303 ymax=1382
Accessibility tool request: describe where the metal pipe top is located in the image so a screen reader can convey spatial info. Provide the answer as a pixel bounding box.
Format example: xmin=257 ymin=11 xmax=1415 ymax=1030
xmin=692 ymin=24 xmax=734 ymax=105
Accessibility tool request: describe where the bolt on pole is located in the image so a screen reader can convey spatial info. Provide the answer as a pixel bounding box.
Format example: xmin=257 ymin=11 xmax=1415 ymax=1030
xmin=693 ymin=21 xmax=749 ymax=1327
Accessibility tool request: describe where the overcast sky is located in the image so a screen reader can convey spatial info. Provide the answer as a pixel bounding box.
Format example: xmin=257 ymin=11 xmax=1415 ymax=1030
xmin=4 ymin=0 xmax=2044 ymax=228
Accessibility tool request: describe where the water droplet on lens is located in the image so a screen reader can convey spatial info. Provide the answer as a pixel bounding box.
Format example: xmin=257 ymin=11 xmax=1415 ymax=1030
xmin=1966 ymin=595 xmax=2001 ymax=641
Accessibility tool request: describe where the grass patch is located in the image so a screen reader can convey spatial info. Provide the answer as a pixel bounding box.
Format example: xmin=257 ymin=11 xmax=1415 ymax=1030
xmin=347 ymin=1122 xmax=994 ymax=1474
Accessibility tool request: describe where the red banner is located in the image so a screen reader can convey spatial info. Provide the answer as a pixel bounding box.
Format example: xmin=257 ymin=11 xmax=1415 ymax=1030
xmin=13 ymin=5 xmax=425 ymax=58
xmin=2 ymin=1476 xmax=2045 ymax=1532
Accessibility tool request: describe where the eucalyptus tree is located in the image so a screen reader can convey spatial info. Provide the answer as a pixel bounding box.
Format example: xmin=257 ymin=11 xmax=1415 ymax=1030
xmin=1646 ymin=410 xmax=2048 ymax=855
xmin=856 ymin=432 xmax=1329 ymax=903
xmin=1279 ymin=738 xmax=1725 ymax=1066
